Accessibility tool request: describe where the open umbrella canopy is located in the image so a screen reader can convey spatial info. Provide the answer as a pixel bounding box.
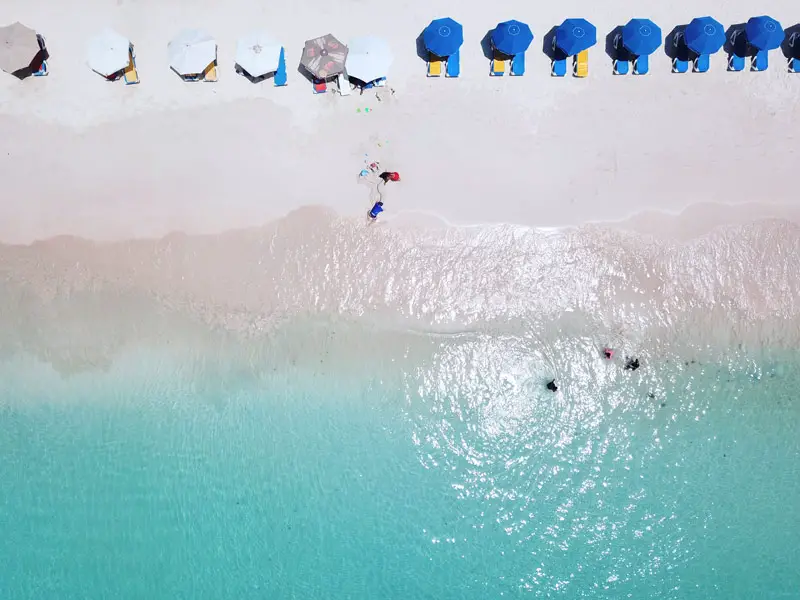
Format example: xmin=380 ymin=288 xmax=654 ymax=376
xmin=87 ymin=29 xmax=130 ymax=77
xmin=745 ymin=16 xmax=784 ymax=51
xmin=301 ymin=34 xmax=347 ymax=79
xmin=0 ymin=22 xmax=41 ymax=74
xmin=235 ymin=32 xmax=282 ymax=77
xmin=168 ymin=29 xmax=216 ymax=75
xmin=622 ymin=18 xmax=662 ymax=56
xmin=555 ymin=18 xmax=597 ymax=56
xmin=492 ymin=20 xmax=533 ymax=56
xmin=684 ymin=17 xmax=725 ymax=55
xmin=423 ymin=18 xmax=463 ymax=57
xmin=346 ymin=36 xmax=393 ymax=83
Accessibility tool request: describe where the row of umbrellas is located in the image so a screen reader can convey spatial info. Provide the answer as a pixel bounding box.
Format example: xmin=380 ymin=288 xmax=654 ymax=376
xmin=3 ymin=17 xmax=792 ymax=81
xmin=423 ymin=16 xmax=789 ymax=60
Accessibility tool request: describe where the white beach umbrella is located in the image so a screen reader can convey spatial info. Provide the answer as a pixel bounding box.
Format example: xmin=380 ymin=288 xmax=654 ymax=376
xmin=0 ymin=22 xmax=41 ymax=74
xmin=345 ymin=36 xmax=393 ymax=83
xmin=235 ymin=32 xmax=282 ymax=77
xmin=168 ymin=29 xmax=216 ymax=75
xmin=86 ymin=29 xmax=130 ymax=77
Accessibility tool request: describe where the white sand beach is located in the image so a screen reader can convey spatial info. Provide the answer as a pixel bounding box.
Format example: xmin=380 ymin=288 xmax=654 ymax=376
xmin=1 ymin=0 xmax=799 ymax=243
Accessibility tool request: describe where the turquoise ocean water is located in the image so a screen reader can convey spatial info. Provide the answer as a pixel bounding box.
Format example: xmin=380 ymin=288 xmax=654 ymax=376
xmin=1 ymin=215 xmax=799 ymax=597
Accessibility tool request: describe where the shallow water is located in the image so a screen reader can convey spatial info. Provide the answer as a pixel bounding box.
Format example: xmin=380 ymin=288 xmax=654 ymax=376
xmin=1 ymin=213 xmax=799 ymax=598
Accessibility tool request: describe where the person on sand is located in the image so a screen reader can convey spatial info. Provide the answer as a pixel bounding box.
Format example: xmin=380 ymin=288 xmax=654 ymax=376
xmin=379 ymin=171 xmax=400 ymax=184
xmin=368 ymin=201 xmax=384 ymax=220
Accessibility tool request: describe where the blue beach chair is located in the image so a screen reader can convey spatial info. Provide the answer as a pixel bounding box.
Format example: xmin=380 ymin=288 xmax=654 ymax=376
xmin=693 ymin=54 xmax=710 ymax=73
xmin=274 ymin=48 xmax=287 ymax=86
xmin=446 ymin=50 xmax=460 ymax=77
xmin=790 ymin=57 xmax=800 ymax=73
xmin=511 ymin=53 xmax=525 ymax=75
xmin=751 ymin=50 xmax=768 ymax=71
xmin=633 ymin=55 xmax=649 ymax=75
xmin=33 ymin=60 xmax=48 ymax=76
xmin=728 ymin=52 xmax=745 ymax=71
xmin=672 ymin=57 xmax=688 ymax=73
xmin=551 ymin=58 xmax=567 ymax=77
xmin=614 ymin=58 xmax=629 ymax=74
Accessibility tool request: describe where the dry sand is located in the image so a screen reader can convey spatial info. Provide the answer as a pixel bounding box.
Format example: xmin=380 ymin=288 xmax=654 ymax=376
xmin=1 ymin=0 xmax=799 ymax=243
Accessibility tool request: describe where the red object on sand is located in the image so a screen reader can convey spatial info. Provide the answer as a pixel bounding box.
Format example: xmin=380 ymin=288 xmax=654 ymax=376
xmin=389 ymin=172 xmax=400 ymax=181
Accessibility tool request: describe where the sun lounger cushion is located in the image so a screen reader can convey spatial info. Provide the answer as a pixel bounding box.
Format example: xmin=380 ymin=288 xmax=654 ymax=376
xmin=511 ymin=53 xmax=525 ymax=76
xmin=729 ymin=53 xmax=745 ymax=72
xmin=672 ymin=57 xmax=688 ymax=73
xmin=203 ymin=63 xmax=218 ymax=82
xmin=752 ymin=50 xmax=768 ymax=72
xmin=551 ymin=58 xmax=567 ymax=77
xmin=446 ymin=50 xmax=460 ymax=77
xmin=693 ymin=54 xmax=710 ymax=73
xmin=633 ymin=55 xmax=649 ymax=75
xmin=574 ymin=50 xmax=588 ymax=78
xmin=313 ymin=79 xmax=327 ymax=93
xmin=613 ymin=59 xmax=629 ymax=75
xmin=491 ymin=58 xmax=505 ymax=76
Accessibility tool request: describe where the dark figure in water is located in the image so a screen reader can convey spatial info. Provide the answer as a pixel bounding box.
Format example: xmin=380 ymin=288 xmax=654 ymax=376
xmin=625 ymin=357 xmax=640 ymax=371
xmin=546 ymin=379 xmax=558 ymax=392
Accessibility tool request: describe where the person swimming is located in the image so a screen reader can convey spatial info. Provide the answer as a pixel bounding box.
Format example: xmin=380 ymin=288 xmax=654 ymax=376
xmin=603 ymin=347 xmax=614 ymax=359
xmin=546 ymin=379 xmax=558 ymax=392
xmin=624 ymin=357 xmax=640 ymax=371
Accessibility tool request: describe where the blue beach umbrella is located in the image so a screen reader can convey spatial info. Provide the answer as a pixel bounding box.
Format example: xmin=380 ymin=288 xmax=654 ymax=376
xmin=555 ymin=18 xmax=597 ymax=56
xmin=684 ymin=17 xmax=725 ymax=55
xmin=492 ymin=20 xmax=533 ymax=56
xmin=423 ymin=17 xmax=463 ymax=57
xmin=745 ymin=16 xmax=784 ymax=51
xmin=622 ymin=18 xmax=662 ymax=56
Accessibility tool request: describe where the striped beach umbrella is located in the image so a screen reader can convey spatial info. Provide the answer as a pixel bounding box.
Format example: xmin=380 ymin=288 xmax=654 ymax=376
xmin=301 ymin=34 xmax=347 ymax=79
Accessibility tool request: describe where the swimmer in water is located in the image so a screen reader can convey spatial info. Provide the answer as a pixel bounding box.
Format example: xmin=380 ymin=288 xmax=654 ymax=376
xmin=603 ymin=348 xmax=614 ymax=359
xmin=625 ymin=357 xmax=640 ymax=371
xmin=546 ymin=379 xmax=558 ymax=392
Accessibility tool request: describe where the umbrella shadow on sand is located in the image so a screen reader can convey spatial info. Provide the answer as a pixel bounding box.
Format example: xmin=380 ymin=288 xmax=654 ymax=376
xmin=781 ymin=24 xmax=800 ymax=59
xmin=664 ymin=25 xmax=691 ymax=61
xmin=604 ymin=25 xmax=630 ymax=62
xmin=724 ymin=23 xmax=749 ymax=57
xmin=415 ymin=32 xmax=430 ymax=62
xmin=235 ymin=63 xmax=274 ymax=83
xmin=542 ymin=26 xmax=567 ymax=61
xmin=11 ymin=34 xmax=48 ymax=80
xmin=480 ymin=30 xmax=495 ymax=60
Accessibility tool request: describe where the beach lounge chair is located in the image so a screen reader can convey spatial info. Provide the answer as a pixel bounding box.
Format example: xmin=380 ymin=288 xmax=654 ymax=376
xmin=573 ymin=50 xmax=588 ymax=77
xmin=337 ymin=73 xmax=351 ymax=96
xmin=123 ymin=47 xmax=139 ymax=85
xmin=672 ymin=57 xmax=688 ymax=73
xmin=203 ymin=62 xmax=218 ymax=82
xmin=728 ymin=50 xmax=745 ymax=71
xmin=375 ymin=77 xmax=386 ymax=86
xmin=33 ymin=60 xmax=48 ymax=76
xmin=751 ymin=50 xmax=768 ymax=72
xmin=313 ymin=78 xmax=327 ymax=93
xmin=790 ymin=57 xmax=800 ymax=73
xmin=446 ymin=51 xmax=460 ymax=77
xmin=693 ymin=54 xmax=710 ymax=73
xmin=274 ymin=48 xmax=288 ymax=86
xmin=427 ymin=57 xmax=442 ymax=77
xmin=633 ymin=55 xmax=649 ymax=75
xmin=551 ymin=58 xmax=567 ymax=77
xmin=613 ymin=59 xmax=629 ymax=75
xmin=491 ymin=57 xmax=505 ymax=76
xmin=510 ymin=53 xmax=525 ymax=76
